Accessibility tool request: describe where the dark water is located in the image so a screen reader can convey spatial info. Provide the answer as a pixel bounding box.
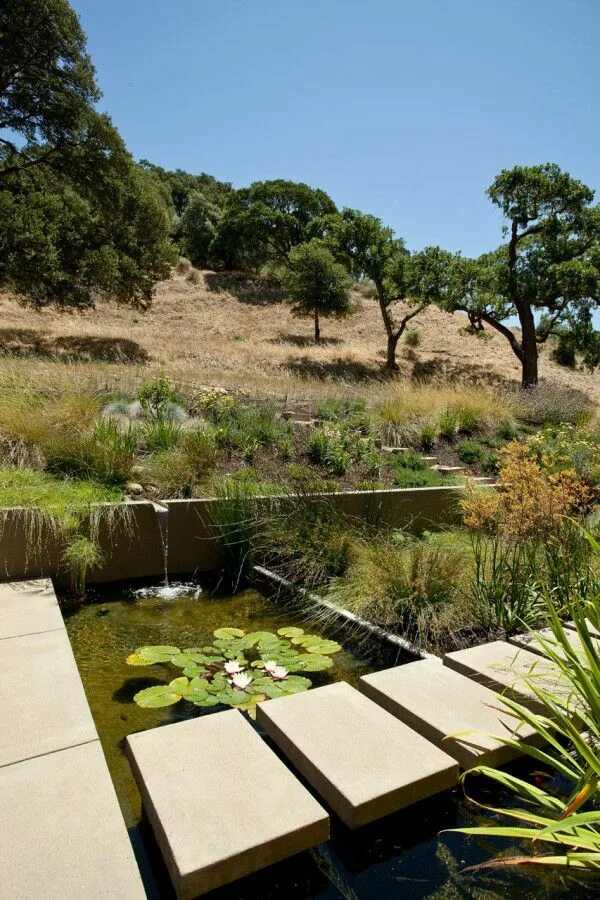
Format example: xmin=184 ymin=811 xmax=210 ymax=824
xmin=64 ymin=581 xmax=598 ymax=900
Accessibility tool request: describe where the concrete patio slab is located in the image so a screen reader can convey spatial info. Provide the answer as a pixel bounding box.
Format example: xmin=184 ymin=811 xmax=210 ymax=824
xmin=565 ymin=619 xmax=600 ymax=638
xmin=256 ymin=681 xmax=459 ymax=829
xmin=359 ymin=659 xmax=540 ymax=769
xmin=0 ymin=628 xmax=97 ymax=767
xmin=510 ymin=627 xmax=600 ymax=660
xmin=126 ymin=710 xmax=329 ymax=899
xmin=443 ymin=640 xmax=570 ymax=714
xmin=0 ymin=742 xmax=145 ymax=898
xmin=0 ymin=578 xmax=63 ymax=640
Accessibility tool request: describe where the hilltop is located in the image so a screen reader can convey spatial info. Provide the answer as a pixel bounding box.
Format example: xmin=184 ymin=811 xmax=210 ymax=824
xmin=0 ymin=269 xmax=598 ymax=404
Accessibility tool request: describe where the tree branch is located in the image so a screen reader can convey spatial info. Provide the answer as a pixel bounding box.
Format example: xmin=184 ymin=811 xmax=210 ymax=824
xmin=457 ymin=306 xmax=523 ymax=361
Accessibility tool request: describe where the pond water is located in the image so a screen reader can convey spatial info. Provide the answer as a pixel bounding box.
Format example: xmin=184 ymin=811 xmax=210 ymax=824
xmin=64 ymin=580 xmax=599 ymax=900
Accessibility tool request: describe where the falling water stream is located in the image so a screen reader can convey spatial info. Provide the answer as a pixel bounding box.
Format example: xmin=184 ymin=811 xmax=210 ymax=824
xmin=133 ymin=503 xmax=201 ymax=601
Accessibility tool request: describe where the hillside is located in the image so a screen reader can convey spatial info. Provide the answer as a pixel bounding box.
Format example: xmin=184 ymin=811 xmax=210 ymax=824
xmin=0 ymin=269 xmax=598 ymax=403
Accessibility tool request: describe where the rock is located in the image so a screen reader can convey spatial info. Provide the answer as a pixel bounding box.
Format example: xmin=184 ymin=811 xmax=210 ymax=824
xmin=125 ymin=482 xmax=144 ymax=495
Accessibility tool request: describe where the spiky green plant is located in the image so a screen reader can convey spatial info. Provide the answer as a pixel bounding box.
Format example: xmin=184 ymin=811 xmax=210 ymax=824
xmin=451 ymin=529 xmax=600 ymax=871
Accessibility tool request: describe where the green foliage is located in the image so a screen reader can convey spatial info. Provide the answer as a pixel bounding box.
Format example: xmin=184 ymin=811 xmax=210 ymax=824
xmin=128 ymin=626 xmax=342 ymax=717
xmin=514 ymin=381 xmax=595 ymax=426
xmin=61 ymin=534 xmax=102 ymax=597
xmin=142 ymin=419 xmax=182 ymax=453
xmin=527 ymin=425 xmax=600 ymax=487
xmin=404 ymin=329 xmax=421 ymax=348
xmin=309 ymin=423 xmax=376 ymax=477
xmin=204 ymin=397 xmax=291 ymax=460
xmin=392 ymin=465 xmax=446 ymax=488
xmin=496 ymin=419 xmax=519 ymax=441
xmin=176 ymin=192 xmax=222 ymax=268
xmin=282 ymin=240 xmax=354 ymax=342
xmin=137 ymin=375 xmax=179 ymax=420
xmin=456 ymin=440 xmax=486 ymax=465
xmin=212 ymin=179 xmax=337 ymax=270
xmin=439 ymin=410 xmax=459 ymax=439
xmin=431 ymin=164 xmax=600 ymax=387
xmin=316 ymin=396 xmax=369 ymax=430
xmin=207 ymin=478 xmax=258 ymax=589
xmin=452 ymin=562 xmax=600 ymax=871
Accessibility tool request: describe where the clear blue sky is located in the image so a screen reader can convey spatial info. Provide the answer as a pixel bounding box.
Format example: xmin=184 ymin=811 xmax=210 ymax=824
xmin=73 ymin=0 xmax=599 ymax=258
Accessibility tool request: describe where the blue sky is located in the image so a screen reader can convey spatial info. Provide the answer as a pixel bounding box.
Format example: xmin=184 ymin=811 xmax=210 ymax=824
xmin=73 ymin=0 xmax=599 ymax=258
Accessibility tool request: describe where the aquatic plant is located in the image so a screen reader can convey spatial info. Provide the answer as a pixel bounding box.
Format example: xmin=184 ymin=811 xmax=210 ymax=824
xmin=127 ymin=626 xmax=341 ymax=717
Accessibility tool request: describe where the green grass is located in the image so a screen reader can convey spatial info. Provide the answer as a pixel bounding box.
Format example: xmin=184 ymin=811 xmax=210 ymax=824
xmin=0 ymin=467 xmax=122 ymax=516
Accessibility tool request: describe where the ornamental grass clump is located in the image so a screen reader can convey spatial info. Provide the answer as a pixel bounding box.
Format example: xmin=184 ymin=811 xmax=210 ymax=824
xmin=127 ymin=626 xmax=342 ymax=718
xmin=451 ymin=539 xmax=600 ymax=873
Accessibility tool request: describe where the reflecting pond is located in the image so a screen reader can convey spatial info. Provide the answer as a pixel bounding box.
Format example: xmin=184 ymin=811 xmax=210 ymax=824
xmin=64 ymin=580 xmax=599 ymax=900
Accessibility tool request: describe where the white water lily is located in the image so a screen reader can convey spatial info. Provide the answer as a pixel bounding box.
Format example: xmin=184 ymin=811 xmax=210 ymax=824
xmin=224 ymin=660 xmax=245 ymax=675
xmin=229 ymin=671 xmax=252 ymax=690
xmin=269 ymin=665 xmax=289 ymax=681
xmin=263 ymin=660 xmax=278 ymax=675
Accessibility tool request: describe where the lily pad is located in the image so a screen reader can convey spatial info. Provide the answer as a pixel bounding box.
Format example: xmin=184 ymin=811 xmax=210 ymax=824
xmin=192 ymin=695 xmax=220 ymax=708
xmin=179 ymin=677 xmax=210 ymax=704
xmin=134 ymin=683 xmax=184 ymax=708
xmin=214 ymin=627 xmax=245 ymax=639
xmin=128 ymin=644 xmax=181 ymax=665
xmin=306 ymin=640 xmax=341 ymax=655
xmin=182 ymin=665 xmax=209 ymax=678
xmin=300 ymin=654 xmax=334 ymax=672
xmin=277 ymin=627 xmax=304 ymax=638
xmin=278 ymin=675 xmax=312 ymax=694
xmin=240 ymin=631 xmax=277 ymax=648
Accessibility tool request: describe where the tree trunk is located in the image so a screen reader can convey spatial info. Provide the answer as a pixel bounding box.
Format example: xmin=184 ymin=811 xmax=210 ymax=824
xmin=314 ymin=307 xmax=321 ymax=345
xmin=386 ymin=332 xmax=400 ymax=371
xmin=519 ymin=306 xmax=539 ymax=387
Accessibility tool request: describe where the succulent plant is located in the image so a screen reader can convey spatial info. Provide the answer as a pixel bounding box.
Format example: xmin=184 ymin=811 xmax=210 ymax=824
xmin=127 ymin=626 xmax=342 ymax=717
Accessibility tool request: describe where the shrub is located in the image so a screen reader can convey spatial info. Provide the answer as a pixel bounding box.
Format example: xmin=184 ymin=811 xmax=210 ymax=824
xmin=138 ymin=375 xmax=180 ymax=420
xmin=514 ymin=381 xmax=594 ymax=426
xmin=175 ymin=257 xmax=192 ymax=274
xmin=210 ymin=399 xmax=291 ymax=457
xmin=43 ymin=419 xmax=138 ymax=486
xmin=316 ymin=396 xmax=369 ymax=430
xmin=419 ymin=421 xmax=438 ymax=449
xmin=456 ymin=440 xmax=486 ymax=465
xmin=393 ymin=466 xmax=447 ymax=488
xmin=180 ymin=427 xmax=219 ymax=475
xmin=526 ymin=425 xmax=600 ymax=488
xmin=496 ymin=418 xmax=519 ymax=441
xmin=286 ymin=464 xmax=340 ymax=494
xmin=143 ymin=449 xmax=196 ymax=498
xmin=404 ymin=329 xmax=421 ymax=348
xmin=439 ymin=410 xmax=459 ymax=439
xmin=142 ymin=419 xmax=182 ymax=453
xmin=551 ymin=332 xmax=576 ymax=367
xmin=61 ymin=535 xmax=103 ymax=598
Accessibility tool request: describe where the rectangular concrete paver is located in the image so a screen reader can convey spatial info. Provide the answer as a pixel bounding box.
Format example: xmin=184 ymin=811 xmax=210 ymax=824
xmin=443 ymin=640 xmax=571 ymax=715
xmin=256 ymin=681 xmax=459 ymax=829
xmin=126 ymin=710 xmax=329 ymax=899
xmin=359 ymin=659 xmax=540 ymax=769
xmin=0 ymin=742 xmax=145 ymax=899
xmin=510 ymin=627 xmax=600 ymax=661
xmin=565 ymin=619 xmax=600 ymax=638
xmin=0 ymin=628 xmax=97 ymax=766
xmin=0 ymin=578 xmax=63 ymax=639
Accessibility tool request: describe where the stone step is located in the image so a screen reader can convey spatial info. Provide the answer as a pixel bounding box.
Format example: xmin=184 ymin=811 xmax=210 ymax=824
xmin=0 ymin=627 xmax=98 ymax=767
xmin=359 ymin=659 xmax=541 ymax=769
xmin=423 ymin=456 xmax=439 ymax=467
xmin=381 ymin=446 xmax=412 ymax=454
xmin=443 ymin=640 xmax=571 ymax=715
xmin=256 ymin=681 xmax=458 ymax=829
xmin=126 ymin=710 xmax=329 ymax=899
xmin=0 ymin=578 xmax=63 ymax=639
xmin=0 ymin=743 xmax=145 ymax=899
xmin=565 ymin=619 xmax=600 ymax=638
xmin=432 ymin=465 xmax=466 ymax=474
xmin=509 ymin=628 xmax=600 ymax=661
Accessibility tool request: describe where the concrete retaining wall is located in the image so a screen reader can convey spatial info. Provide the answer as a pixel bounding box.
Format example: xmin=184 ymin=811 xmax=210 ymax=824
xmin=0 ymin=486 xmax=462 ymax=585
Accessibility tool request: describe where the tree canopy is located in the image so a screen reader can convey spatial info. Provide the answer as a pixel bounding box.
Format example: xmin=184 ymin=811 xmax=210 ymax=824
xmin=282 ymin=239 xmax=353 ymax=344
xmin=0 ymin=0 xmax=176 ymax=307
xmin=433 ymin=164 xmax=600 ymax=386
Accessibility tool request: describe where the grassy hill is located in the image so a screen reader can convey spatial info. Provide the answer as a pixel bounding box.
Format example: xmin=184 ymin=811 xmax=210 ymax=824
xmin=0 ymin=267 xmax=598 ymax=404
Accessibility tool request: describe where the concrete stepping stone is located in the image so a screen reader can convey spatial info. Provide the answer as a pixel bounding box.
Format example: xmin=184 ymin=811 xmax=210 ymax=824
xmin=509 ymin=627 xmax=600 ymax=661
xmin=432 ymin=465 xmax=466 ymax=474
xmin=0 ymin=578 xmax=63 ymax=640
xmin=126 ymin=710 xmax=329 ymax=899
xmin=0 ymin=628 xmax=97 ymax=767
xmin=0 ymin=742 xmax=145 ymax=898
xmin=359 ymin=659 xmax=540 ymax=768
xmin=443 ymin=640 xmax=571 ymax=715
xmin=565 ymin=619 xmax=600 ymax=638
xmin=256 ymin=681 xmax=459 ymax=829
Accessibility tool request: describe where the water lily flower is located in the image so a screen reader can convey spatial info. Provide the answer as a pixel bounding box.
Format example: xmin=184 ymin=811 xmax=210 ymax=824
xmin=263 ymin=660 xmax=279 ymax=675
xmin=229 ymin=672 xmax=252 ymax=690
xmin=224 ymin=660 xmax=245 ymax=675
xmin=269 ymin=665 xmax=289 ymax=681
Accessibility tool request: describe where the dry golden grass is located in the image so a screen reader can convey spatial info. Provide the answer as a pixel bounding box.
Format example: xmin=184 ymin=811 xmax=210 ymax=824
xmin=0 ymin=268 xmax=598 ymax=407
